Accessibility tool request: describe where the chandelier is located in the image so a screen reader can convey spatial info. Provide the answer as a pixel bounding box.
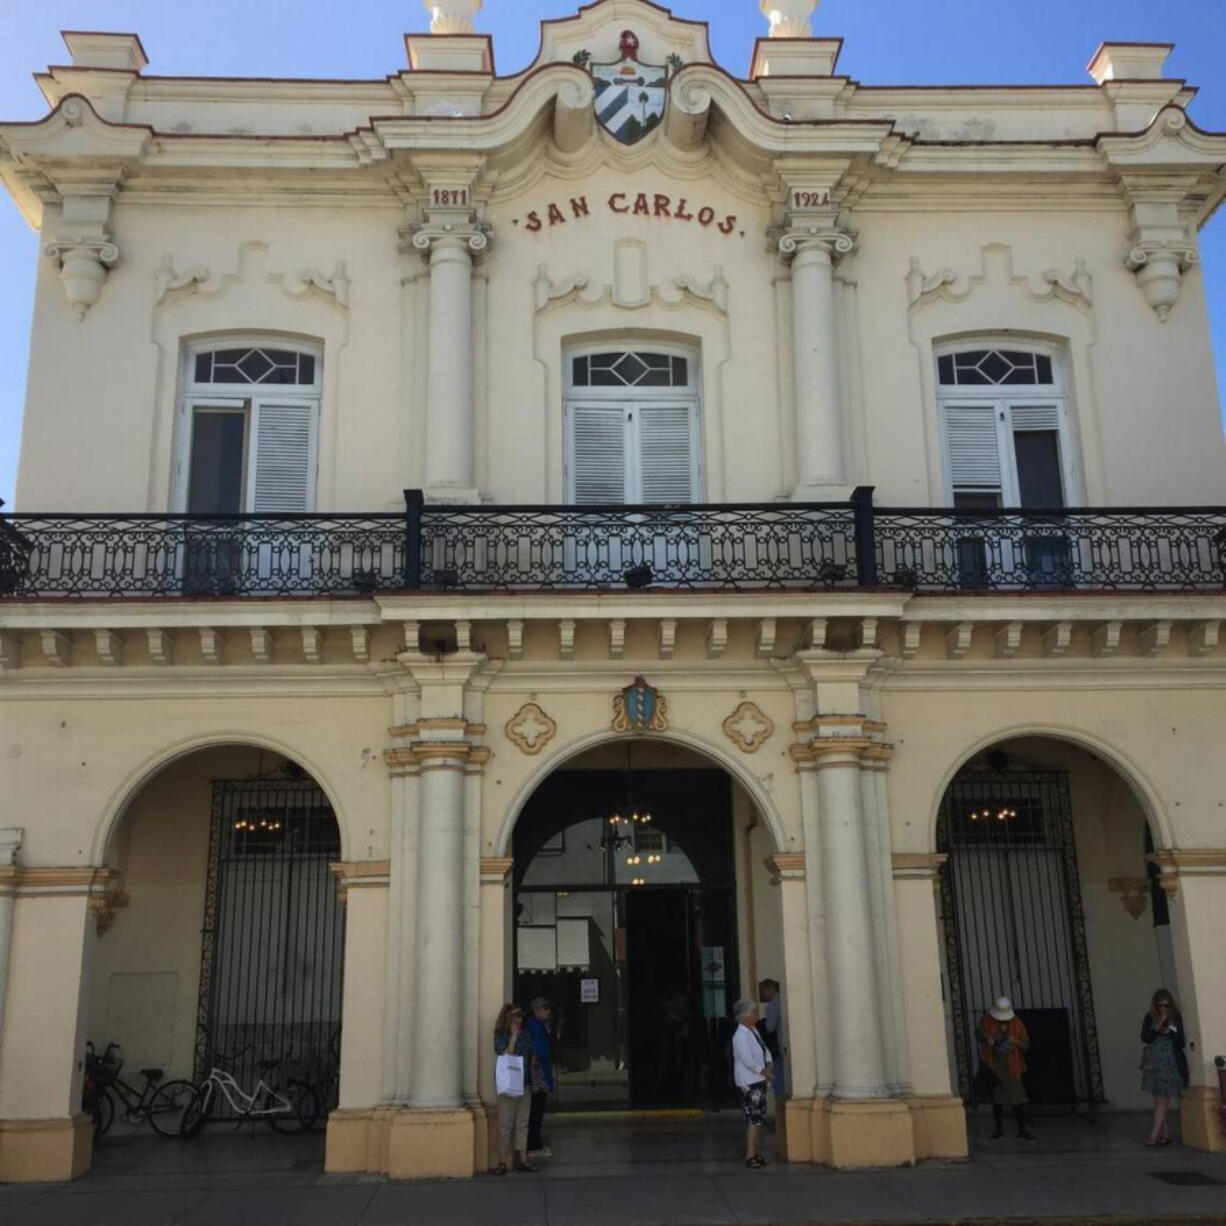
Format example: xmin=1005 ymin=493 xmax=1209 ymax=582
xmin=598 ymin=743 xmax=654 ymax=858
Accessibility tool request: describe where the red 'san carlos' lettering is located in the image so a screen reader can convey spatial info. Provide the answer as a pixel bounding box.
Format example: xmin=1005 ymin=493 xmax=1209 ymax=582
xmin=521 ymin=191 xmax=738 ymax=236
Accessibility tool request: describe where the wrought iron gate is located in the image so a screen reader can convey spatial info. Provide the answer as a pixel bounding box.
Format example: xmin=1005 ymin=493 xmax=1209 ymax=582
xmin=938 ymin=763 xmax=1103 ymax=1106
xmin=196 ymin=777 xmax=344 ymax=1116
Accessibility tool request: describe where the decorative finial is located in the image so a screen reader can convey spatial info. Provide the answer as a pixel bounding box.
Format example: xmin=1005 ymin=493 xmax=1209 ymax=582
xmin=423 ymin=0 xmax=482 ymax=35
xmin=760 ymin=0 xmax=818 ymax=38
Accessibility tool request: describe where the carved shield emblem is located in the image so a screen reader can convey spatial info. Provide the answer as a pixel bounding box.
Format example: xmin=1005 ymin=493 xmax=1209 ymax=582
xmin=591 ymin=30 xmax=668 ymax=146
xmin=612 ymin=675 xmax=668 ymax=733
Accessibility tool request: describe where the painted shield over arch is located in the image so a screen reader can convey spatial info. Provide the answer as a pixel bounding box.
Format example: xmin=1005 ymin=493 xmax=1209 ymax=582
xmin=592 ymin=57 xmax=668 ymax=145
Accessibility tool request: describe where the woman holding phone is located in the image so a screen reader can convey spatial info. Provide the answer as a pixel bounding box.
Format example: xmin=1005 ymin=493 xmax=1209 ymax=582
xmin=492 ymin=1004 xmax=535 ymax=1174
xmin=1141 ymin=988 xmax=1188 ymax=1147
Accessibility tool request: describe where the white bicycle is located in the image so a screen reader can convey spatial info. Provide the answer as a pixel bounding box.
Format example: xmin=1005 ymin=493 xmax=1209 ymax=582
xmin=180 ymin=1057 xmax=317 ymax=1137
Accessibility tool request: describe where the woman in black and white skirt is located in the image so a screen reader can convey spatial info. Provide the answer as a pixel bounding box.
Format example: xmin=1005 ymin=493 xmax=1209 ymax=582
xmin=732 ymin=998 xmax=773 ymax=1169
xmin=1141 ymin=988 xmax=1188 ymax=1147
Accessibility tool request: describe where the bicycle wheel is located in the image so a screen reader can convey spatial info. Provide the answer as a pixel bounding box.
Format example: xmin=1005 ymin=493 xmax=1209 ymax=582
xmin=147 ymin=1079 xmax=198 ymax=1137
xmin=267 ymin=1080 xmax=318 ymax=1133
xmin=89 ymin=1087 xmax=115 ymax=1139
xmin=180 ymin=1083 xmax=213 ymax=1138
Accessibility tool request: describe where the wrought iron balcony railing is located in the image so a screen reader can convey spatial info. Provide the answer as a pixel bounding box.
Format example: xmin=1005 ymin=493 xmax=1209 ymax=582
xmin=0 ymin=491 xmax=1223 ymax=599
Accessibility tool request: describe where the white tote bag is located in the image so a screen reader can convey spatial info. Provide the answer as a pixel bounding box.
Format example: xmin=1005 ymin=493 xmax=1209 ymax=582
xmin=495 ymin=1052 xmax=525 ymax=1097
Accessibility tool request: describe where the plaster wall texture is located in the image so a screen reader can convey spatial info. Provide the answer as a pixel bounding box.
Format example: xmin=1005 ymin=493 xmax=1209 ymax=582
xmin=14 ymin=182 xmax=1226 ymax=509
xmin=0 ymin=691 xmax=389 ymax=864
xmin=2 ymin=0 xmax=1226 ymax=1182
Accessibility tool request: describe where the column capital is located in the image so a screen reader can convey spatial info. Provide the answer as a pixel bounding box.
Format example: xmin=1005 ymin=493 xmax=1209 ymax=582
xmin=330 ymin=860 xmax=391 ymax=904
xmin=404 ymin=217 xmax=492 ymax=257
xmin=1146 ymin=848 xmax=1226 ymax=898
xmin=777 ymin=223 xmax=855 ymax=261
xmin=385 ymin=717 xmax=489 ymax=775
xmin=891 ymin=851 xmax=948 ymax=881
xmin=479 ymin=857 xmax=513 ymax=885
xmin=764 ymin=852 xmax=806 ymax=883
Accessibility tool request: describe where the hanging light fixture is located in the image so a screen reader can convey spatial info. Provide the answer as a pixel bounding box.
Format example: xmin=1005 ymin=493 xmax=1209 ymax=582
xmin=599 ymin=741 xmax=653 ymax=854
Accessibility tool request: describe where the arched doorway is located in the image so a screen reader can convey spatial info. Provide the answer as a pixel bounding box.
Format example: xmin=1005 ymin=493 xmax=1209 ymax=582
xmin=88 ymin=744 xmax=344 ymax=1152
xmin=508 ymin=738 xmax=783 ymax=1114
xmin=936 ymin=736 xmax=1174 ymax=1115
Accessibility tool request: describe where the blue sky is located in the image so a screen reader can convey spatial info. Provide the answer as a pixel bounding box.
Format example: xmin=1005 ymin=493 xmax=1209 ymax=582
xmin=1 ymin=0 xmax=1224 ymax=507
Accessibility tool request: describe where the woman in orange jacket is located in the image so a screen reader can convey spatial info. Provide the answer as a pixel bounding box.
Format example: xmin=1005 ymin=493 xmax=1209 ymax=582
xmin=977 ymin=995 xmax=1034 ymax=1141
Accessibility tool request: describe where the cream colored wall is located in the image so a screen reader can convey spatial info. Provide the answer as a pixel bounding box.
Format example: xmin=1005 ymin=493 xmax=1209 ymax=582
xmin=84 ymin=747 xmax=277 ymax=1082
xmin=17 ymin=164 xmax=1225 ymax=512
xmin=853 ymin=208 xmax=1226 ymax=505
xmin=18 ymin=203 xmax=404 ymax=513
xmin=882 ymin=683 xmax=1226 ymax=854
xmin=0 ymin=692 xmax=388 ymax=865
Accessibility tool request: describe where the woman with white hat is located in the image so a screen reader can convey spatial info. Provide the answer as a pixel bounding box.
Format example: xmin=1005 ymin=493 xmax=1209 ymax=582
xmin=977 ymin=995 xmax=1034 ymax=1141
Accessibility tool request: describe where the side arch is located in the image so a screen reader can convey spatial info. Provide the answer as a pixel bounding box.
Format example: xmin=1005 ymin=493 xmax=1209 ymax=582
xmin=493 ymin=727 xmax=792 ymax=857
xmin=90 ymin=729 xmax=353 ymax=865
xmin=924 ymin=722 xmax=1174 ymax=852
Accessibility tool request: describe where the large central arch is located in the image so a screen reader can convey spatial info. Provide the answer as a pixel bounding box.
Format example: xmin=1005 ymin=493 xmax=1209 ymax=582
xmin=494 ymin=726 xmax=790 ymax=858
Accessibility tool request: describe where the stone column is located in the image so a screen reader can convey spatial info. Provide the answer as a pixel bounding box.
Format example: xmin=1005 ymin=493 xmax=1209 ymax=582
xmin=809 ymin=736 xmax=917 ymax=1168
xmin=779 ymin=224 xmax=854 ymax=499
xmin=860 ymin=748 xmax=910 ymax=1094
xmin=811 ymin=739 xmax=887 ymax=1099
xmin=410 ymin=735 xmax=471 ymax=1108
xmin=409 ymin=215 xmax=491 ymax=502
xmin=0 ymin=831 xmax=23 ymax=1050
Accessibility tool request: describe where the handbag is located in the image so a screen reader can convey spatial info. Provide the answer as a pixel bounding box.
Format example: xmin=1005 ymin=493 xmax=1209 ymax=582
xmin=971 ymin=1060 xmax=998 ymax=1104
xmin=496 ymin=1052 xmax=525 ymax=1097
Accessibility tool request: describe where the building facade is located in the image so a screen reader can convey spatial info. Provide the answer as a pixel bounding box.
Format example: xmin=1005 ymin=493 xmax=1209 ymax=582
xmin=0 ymin=0 xmax=1225 ymax=1183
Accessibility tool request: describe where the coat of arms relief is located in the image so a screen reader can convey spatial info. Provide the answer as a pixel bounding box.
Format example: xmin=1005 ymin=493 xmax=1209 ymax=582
xmin=578 ymin=29 xmax=680 ymax=146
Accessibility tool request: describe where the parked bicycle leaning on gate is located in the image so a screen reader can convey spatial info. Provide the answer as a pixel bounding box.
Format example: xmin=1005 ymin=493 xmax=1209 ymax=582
xmin=178 ymin=1038 xmax=318 ymax=1137
xmin=82 ymin=1042 xmax=197 ymax=1139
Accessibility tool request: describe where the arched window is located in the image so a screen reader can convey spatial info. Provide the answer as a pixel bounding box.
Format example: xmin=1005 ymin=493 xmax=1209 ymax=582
xmin=177 ymin=340 xmax=322 ymax=513
xmin=563 ymin=344 xmax=701 ymax=504
xmin=935 ymin=343 xmax=1075 ymax=509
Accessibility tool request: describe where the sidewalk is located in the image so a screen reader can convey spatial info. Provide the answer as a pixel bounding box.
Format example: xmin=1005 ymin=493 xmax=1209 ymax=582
xmin=0 ymin=1111 xmax=1223 ymax=1225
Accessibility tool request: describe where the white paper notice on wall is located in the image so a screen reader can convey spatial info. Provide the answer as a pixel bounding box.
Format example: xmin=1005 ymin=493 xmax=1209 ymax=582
xmin=556 ymin=917 xmax=591 ymax=968
xmin=580 ymin=977 xmax=599 ymax=1004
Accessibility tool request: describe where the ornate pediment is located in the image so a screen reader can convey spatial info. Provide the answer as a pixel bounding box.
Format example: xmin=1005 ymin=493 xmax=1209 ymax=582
xmin=532 ymin=0 xmax=712 ymax=76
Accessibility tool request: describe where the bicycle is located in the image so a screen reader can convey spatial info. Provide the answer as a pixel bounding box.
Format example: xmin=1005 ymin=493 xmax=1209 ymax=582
xmin=82 ymin=1042 xmax=198 ymax=1139
xmin=180 ymin=1054 xmax=318 ymax=1137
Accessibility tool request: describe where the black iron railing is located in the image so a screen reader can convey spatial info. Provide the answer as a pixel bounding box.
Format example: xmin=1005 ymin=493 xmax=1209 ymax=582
xmin=0 ymin=490 xmax=1223 ymax=598
xmin=872 ymin=505 xmax=1226 ymax=593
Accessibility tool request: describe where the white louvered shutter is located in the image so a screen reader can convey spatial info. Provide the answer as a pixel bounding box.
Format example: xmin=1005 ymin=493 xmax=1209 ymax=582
xmin=1008 ymin=404 xmax=1061 ymax=432
xmin=943 ymin=403 xmax=1003 ymax=493
xmin=251 ymin=400 xmax=315 ymax=511
xmin=569 ymin=405 xmax=627 ymax=504
xmin=637 ymin=405 xmax=697 ymax=503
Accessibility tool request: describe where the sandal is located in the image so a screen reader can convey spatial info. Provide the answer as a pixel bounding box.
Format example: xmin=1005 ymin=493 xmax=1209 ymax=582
xmin=515 ymin=1161 xmax=537 ymax=1172
xmin=745 ymin=1155 xmax=767 ymax=1169
xmin=493 ymin=1163 xmax=508 ymax=1175
xmin=1144 ymin=1139 xmax=1160 ymax=1148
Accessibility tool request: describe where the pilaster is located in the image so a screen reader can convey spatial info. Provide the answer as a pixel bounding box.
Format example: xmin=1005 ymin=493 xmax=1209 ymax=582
xmin=402 ymin=160 xmax=492 ymax=504
xmin=773 ymin=165 xmax=856 ymax=500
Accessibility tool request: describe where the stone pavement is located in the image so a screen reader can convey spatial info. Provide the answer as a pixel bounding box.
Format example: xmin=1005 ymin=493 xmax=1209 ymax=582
xmin=1 ymin=1110 xmax=1224 ymax=1225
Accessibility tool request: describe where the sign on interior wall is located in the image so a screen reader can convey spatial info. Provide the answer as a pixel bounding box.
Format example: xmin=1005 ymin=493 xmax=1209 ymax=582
xmin=580 ymin=977 xmax=600 ymax=1004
